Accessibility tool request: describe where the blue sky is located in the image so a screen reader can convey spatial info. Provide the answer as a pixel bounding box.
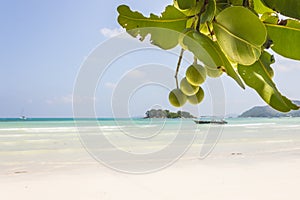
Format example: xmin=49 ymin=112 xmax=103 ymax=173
xmin=1 ymin=0 xmax=300 ymax=118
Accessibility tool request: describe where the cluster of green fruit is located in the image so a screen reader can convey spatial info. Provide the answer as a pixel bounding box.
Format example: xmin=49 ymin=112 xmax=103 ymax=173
xmin=168 ymin=63 xmax=223 ymax=107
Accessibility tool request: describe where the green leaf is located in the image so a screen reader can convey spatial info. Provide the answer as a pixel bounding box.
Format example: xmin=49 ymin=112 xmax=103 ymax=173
xmin=229 ymin=0 xmax=243 ymax=6
xmin=174 ymin=0 xmax=197 ymax=10
xmin=260 ymin=51 xmax=274 ymax=78
xmin=253 ymin=0 xmax=273 ymax=14
xmin=262 ymin=0 xmax=300 ymax=20
xmin=261 ymin=12 xmax=279 ymax=24
xmin=199 ymin=22 xmax=213 ymax=35
xmin=216 ymin=0 xmax=229 ymax=13
xmin=200 ymin=0 xmax=216 ymax=24
xmin=282 ymin=97 xmax=299 ymax=110
xmin=264 ymin=19 xmax=300 ymax=60
xmin=117 ymin=5 xmax=188 ymax=49
xmin=213 ymin=6 xmax=267 ymax=65
xmin=180 ymin=30 xmax=245 ymax=88
xmin=216 ymin=0 xmax=230 ymax=14
xmin=174 ymin=1 xmax=204 ymax=16
xmin=238 ymin=53 xmax=298 ymax=112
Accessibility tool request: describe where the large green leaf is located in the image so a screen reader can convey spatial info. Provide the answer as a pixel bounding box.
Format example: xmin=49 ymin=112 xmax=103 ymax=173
xmin=213 ymin=6 xmax=267 ymax=65
xmin=174 ymin=0 xmax=197 ymax=10
xmin=260 ymin=51 xmax=274 ymax=78
xmin=238 ymin=52 xmax=299 ymax=112
xmin=262 ymin=0 xmax=300 ymax=20
xmin=253 ymin=0 xmax=273 ymax=14
xmin=180 ymin=30 xmax=245 ymax=88
xmin=174 ymin=0 xmax=204 ymax=16
xmin=117 ymin=5 xmax=188 ymax=49
xmin=264 ymin=19 xmax=300 ymax=60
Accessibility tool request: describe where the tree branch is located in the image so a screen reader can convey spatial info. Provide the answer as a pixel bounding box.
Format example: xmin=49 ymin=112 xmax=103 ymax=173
xmin=206 ymin=22 xmax=214 ymax=39
xmin=193 ymin=56 xmax=198 ymax=65
xmin=175 ymin=48 xmax=185 ymax=88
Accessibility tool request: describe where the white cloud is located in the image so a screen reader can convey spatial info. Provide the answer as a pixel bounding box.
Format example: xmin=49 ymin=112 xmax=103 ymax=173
xmin=105 ymin=82 xmax=117 ymax=89
xmin=128 ymin=69 xmax=146 ymax=79
xmin=100 ymin=27 xmax=124 ymax=38
xmin=274 ymin=61 xmax=300 ymax=72
xmin=46 ymin=94 xmax=73 ymax=105
xmin=47 ymin=94 xmax=99 ymax=105
xmin=26 ymin=99 xmax=33 ymax=104
xmin=271 ymin=52 xmax=300 ymax=72
xmin=275 ymin=63 xmax=292 ymax=72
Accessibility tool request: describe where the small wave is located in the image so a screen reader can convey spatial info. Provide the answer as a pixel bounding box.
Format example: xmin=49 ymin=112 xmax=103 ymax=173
xmin=0 ymin=124 xmax=159 ymax=133
xmin=225 ymin=123 xmax=276 ymax=127
xmin=260 ymin=139 xmax=294 ymax=144
xmin=0 ymin=127 xmax=77 ymax=133
xmin=0 ymin=138 xmax=77 ymax=146
xmin=88 ymin=125 xmax=159 ymax=131
xmin=275 ymin=125 xmax=300 ymax=128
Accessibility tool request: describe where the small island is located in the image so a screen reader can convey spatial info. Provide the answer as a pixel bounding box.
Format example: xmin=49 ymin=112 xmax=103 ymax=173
xmin=144 ymin=109 xmax=195 ymax=119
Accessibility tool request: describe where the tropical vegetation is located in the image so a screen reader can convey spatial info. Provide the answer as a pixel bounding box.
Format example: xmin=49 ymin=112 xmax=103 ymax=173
xmin=117 ymin=0 xmax=300 ymax=112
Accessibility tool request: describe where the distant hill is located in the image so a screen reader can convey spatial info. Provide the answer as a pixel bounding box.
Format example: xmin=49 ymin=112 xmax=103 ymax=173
xmin=239 ymin=101 xmax=300 ymax=118
xmin=144 ymin=109 xmax=195 ymax=119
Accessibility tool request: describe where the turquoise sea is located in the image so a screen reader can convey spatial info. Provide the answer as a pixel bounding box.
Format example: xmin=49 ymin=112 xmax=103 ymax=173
xmin=0 ymin=118 xmax=300 ymax=173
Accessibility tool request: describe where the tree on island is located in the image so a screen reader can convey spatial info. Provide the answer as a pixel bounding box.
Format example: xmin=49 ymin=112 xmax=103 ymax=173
xmin=117 ymin=0 xmax=300 ymax=112
xmin=145 ymin=109 xmax=195 ymax=118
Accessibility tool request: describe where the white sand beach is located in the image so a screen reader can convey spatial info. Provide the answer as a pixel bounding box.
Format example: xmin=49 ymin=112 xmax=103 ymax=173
xmin=1 ymin=149 xmax=300 ymax=200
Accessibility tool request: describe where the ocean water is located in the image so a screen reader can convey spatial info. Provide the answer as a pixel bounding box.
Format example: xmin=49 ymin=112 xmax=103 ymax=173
xmin=0 ymin=118 xmax=300 ymax=173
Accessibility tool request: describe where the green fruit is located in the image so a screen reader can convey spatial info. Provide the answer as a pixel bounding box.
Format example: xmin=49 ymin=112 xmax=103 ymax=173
xmin=169 ymin=89 xmax=187 ymax=107
xmin=205 ymin=66 xmax=223 ymax=78
xmin=182 ymin=30 xmax=245 ymax=89
xmin=186 ymin=64 xmax=207 ymax=86
xmin=187 ymin=86 xmax=204 ymax=104
xmin=180 ymin=77 xmax=199 ymax=96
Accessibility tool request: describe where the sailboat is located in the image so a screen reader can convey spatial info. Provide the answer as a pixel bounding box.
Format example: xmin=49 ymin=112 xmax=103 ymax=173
xmin=19 ymin=108 xmax=27 ymax=120
xmin=19 ymin=115 xmax=27 ymax=120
